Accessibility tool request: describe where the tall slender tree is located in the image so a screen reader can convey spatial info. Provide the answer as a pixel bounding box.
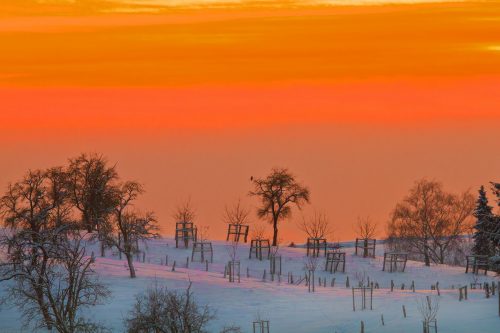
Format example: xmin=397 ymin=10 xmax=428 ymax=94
xmin=249 ymin=168 xmax=310 ymax=246
xmin=472 ymin=186 xmax=495 ymax=256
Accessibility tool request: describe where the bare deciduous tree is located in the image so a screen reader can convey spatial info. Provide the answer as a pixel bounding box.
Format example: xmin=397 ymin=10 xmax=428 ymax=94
xmin=198 ymin=225 xmax=210 ymax=242
xmin=1 ymin=169 xmax=61 ymax=233
xmin=0 ymin=227 xmax=110 ymax=333
xmin=387 ymin=179 xmax=475 ymax=266
xmin=417 ymin=296 xmax=439 ymax=332
xmin=46 ymin=167 xmax=74 ymax=228
xmin=251 ymin=223 xmax=267 ymax=241
xmin=125 ymin=282 xmax=215 ymax=333
xmin=299 ymin=211 xmax=332 ymax=239
xmin=173 ymin=198 xmax=196 ymax=223
xmin=223 ymin=199 xmax=251 ymax=226
xmin=0 ymin=169 xmax=67 ymax=329
xmin=249 ymin=168 xmax=310 ymax=246
xmin=303 ymin=255 xmax=320 ymax=292
xmin=67 ymin=153 xmax=118 ymax=232
xmin=105 ymin=181 xmax=159 ymax=278
xmin=355 ymin=216 xmax=377 ymax=240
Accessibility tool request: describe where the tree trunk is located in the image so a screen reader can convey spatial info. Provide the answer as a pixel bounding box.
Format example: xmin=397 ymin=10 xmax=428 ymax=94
xmin=126 ymin=253 xmax=136 ymax=278
xmin=83 ymin=212 xmax=92 ymax=233
xmin=100 ymin=241 xmax=105 ymax=257
xmin=35 ymin=284 xmax=53 ymax=330
xmin=33 ymin=250 xmax=52 ymax=329
xmin=272 ymin=219 xmax=278 ymax=246
xmin=424 ymin=246 xmax=430 ymax=267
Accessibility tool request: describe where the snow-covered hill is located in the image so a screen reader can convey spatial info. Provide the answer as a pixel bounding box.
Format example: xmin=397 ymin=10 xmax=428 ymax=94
xmin=0 ymin=237 xmax=499 ymax=332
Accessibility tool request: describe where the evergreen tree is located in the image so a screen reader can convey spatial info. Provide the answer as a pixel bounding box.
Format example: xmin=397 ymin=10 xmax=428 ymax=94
xmin=489 ymin=182 xmax=500 ymax=253
xmin=472 ymin=186 xmax=495 ymax=256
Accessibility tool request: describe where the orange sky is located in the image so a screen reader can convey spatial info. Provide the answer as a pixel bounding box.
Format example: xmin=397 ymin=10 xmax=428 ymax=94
xmin=0 ymin=0 xmax=499 ymax=242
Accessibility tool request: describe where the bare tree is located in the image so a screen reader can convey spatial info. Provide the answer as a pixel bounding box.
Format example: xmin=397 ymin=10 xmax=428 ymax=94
xmin=105 ymin=181 xmax=159 ymax=278
xmin=0 ymin=169 xmax=61 ymax=233
xmin=223 ymin=199 xmax=251 ymax=226
xmin=125 ymin=282 xmax=215 ymax=333
xmin=249 ymin=168 xmax=310 ymax=246
xmin=355 ymin=216 xmax=377 ymax=240
xmin=303 ymin=255 xmax=320 ymax=292
xmin=67 ymin=153 xmax=118 ymax=232
xmin=0 ymin=169 xmax=66 ymax=328
xmin=0 ymin=227 xmax=110 ymax=333
xmin=46 ymin=167 xmax=74 ymax=228
xmin=251 ymin=223 xmax=267 ymax=241
xmin=387 ymin=179 xmax=475 ymax=266
xmin=198 ymin=225 xmax=210 ymax=242
xmin=173 ymin=198 xmax=196 ymax=223
xmin=417 ymin=296 xmax=439 ymax=333
xmin=299 ymin=211 xmax=332 ymax=239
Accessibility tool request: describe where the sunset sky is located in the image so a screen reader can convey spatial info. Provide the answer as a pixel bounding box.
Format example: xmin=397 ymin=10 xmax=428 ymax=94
xmin=1 ymin=0 xmax=499 ymax=242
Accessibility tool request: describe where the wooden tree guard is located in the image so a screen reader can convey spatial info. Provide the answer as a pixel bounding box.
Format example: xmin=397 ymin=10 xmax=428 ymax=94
xmin=382 ymin=252 xmax=408 ymax=272
xmin=191 ymin=241 xmax=213 ymax=263
xmin=306 ymin=237 xmax=327 ymax=257
xmin=465 ymin=255 xmax=489 ymax=275
xmin=175 ymin=221 xmax=197 ymax=248
xmin=249 ymin=239 xmax=271 ymax=260
xmin=423 ymin=319 xmax=437 ymax=333
xmin=227 ymin=260 xmax=240 ymax=283
xmin=253 ymin=320 xmax=270 ymax=333
xmin=270 ymin=255 xmax=282 ymax=275
xmin=325 ymin=251 xmax=346 ymax=273
xmin=459 ymin=286 xmax=468 ymax=301
xmin=352 ymin=286 xmax=373 ymax=311
xmin=226 ymin=224 xmax=249 ymax=243
xmin=355 ymin=238 xmax=376 ymax=258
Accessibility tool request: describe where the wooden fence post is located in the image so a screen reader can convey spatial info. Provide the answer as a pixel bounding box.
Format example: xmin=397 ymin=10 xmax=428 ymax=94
xmin=402 ymin=305 xmax=407 ymax=318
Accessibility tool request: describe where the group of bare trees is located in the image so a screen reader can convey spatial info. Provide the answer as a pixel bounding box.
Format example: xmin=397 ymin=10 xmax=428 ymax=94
xmin=386 ymin=179 xmax=476 ymax=266
xmin=0 ymin=153 xmax=159 ymax=331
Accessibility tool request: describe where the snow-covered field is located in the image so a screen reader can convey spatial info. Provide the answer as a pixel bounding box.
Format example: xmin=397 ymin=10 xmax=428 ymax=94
xmin=1 ymin=237 xmax=499 ymax=332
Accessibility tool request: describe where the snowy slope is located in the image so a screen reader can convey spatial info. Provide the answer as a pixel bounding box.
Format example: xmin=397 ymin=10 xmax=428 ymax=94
xmin=0 ymin=237 xmax=499 ymax=332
